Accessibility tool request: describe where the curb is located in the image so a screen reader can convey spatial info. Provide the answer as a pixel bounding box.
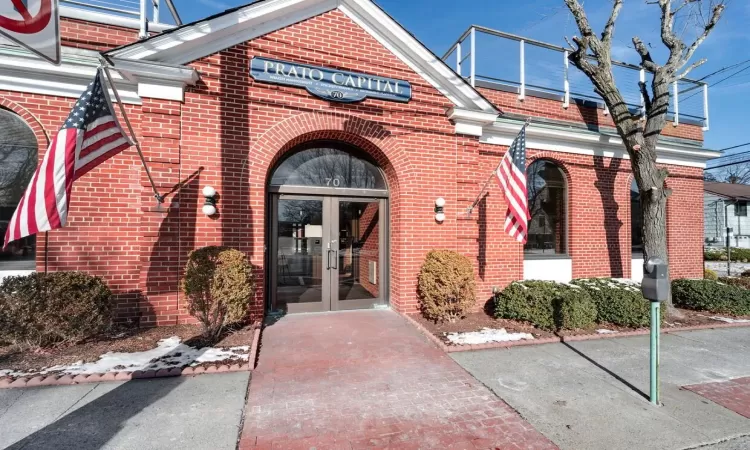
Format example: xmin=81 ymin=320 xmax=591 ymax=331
xmin=0 ymin=327 xmax=262 ymax=390
xmin=400 ymin=312 xmax=750 ymax=353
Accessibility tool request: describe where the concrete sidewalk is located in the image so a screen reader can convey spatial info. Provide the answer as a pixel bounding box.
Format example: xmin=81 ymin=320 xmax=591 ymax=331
xmin=451 ymin=327 xmax=750 ymax=450
xmin=0 ymin=372 xmax=250 ymax=450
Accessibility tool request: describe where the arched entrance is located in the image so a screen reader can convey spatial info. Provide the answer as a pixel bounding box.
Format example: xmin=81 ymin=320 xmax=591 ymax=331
xmin=267 ymin=141 xmax=389 ymax=314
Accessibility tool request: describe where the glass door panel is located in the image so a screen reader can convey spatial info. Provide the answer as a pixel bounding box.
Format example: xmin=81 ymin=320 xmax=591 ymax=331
xmin=273 ymin=197 xmax=329 ymax=313
xmin=333 ymin=199 xmax=382 ymax=310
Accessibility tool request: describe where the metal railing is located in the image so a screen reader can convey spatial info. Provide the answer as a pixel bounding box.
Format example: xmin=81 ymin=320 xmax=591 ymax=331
xmin=61 ymin=0 xmax=182 ymax=37
xmin=443 ymin=26 xmax=710 ymax=131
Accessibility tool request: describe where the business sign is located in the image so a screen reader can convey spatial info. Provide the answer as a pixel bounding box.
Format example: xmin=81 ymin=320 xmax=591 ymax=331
xmin=0 ymin=0 xmax=60 ymax=65
xmin=250 ymin=57 xmax=411 ymax=104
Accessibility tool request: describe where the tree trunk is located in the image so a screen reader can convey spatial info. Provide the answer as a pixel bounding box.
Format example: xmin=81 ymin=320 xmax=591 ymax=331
xmin=639 ymin=177 xmax=675 ymax=313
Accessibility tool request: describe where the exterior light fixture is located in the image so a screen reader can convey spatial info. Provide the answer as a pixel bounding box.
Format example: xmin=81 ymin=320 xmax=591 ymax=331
xmin=202 ymin=186 xmax=218 ymax=216
xmin=435 ymin=197 xmax=446 ymax=223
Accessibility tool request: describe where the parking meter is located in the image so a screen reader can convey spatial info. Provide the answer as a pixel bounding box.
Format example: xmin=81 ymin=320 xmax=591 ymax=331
xmin=642 ymin=257 xmax=669 ymax=302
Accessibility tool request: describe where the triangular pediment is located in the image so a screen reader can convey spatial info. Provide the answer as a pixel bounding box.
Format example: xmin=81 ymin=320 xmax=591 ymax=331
xmin=106 ymin=0 xmax=498 ymax=115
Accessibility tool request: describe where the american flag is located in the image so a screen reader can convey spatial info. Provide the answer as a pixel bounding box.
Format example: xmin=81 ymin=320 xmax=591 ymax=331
xmin=3 ymin=69 xmax=131 ymax=249
xmin=496 ymin=126 xmax=530 ymax=243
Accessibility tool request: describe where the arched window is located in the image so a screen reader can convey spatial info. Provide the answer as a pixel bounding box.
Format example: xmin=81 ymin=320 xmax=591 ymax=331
xmin=524 ymin=160 xmax=567 ymax=255
xmin=631 ymin=180 xmax=644 ymax=252
xmin=0 ymin=108 xmax=38 ymax=268
xmin=270 ymin=142 xmax=386 ymax=190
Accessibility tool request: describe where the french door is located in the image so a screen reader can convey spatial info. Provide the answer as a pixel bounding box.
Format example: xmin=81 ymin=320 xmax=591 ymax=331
xmin=269 ymin=195 xmax=386 ymax=313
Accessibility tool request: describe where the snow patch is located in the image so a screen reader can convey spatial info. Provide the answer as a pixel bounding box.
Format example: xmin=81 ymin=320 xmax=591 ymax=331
xmin=596 ymin=329 xmax=619 ymax=334
xmin=445 ymin=328 xmax=534 ymax=345
xmin=0 ymin=336 xmax=249 ymax=378
xmin=710 ymin=316 xmax=750 ymax=324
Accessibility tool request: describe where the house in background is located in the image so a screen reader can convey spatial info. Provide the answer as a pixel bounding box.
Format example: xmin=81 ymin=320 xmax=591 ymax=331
xmin=704 ymin=182 xmax=750 ymax=248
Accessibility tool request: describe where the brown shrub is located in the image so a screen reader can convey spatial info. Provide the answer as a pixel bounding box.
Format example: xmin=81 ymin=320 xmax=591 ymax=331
xmin=182 ymin=246 xmax=254 ymax=341
xmin=0 ymin=271 xmax=113 ymax=348
xmin=417 ymin=250 xmax=476 ymax=323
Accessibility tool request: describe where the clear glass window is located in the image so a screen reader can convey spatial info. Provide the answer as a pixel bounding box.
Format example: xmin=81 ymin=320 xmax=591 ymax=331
xmin=524 ymin=160 xmax=567 ymax=256
xmin=270 ymin=143 xmax=386 ymax=190
xmin=0 ymin=108 xmax=38 ymax=270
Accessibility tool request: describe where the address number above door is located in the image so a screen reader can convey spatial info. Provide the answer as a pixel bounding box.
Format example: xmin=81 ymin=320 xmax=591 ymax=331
xmin=250 ymin=57 xmax=412 ymax=104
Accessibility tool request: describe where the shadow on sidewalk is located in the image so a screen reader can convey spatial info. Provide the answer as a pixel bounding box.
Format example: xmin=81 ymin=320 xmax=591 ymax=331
xmin=6 ymin=377 xmax=184 ymax=450
xmin=561 ymin=341 xmax=649 ymax=401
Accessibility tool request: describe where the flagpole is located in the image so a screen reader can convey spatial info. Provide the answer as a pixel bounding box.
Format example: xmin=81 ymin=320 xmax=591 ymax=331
xmin=466 ymin=118 xmax=532 ymax=215
xmin=98 ymin=58 xmax=165 ymax=204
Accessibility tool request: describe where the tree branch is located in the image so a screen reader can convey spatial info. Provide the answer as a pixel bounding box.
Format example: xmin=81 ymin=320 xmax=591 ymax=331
xmin=638 ymin=81 xmax=653 ymax=111
xmin=632 ymin=36 xmax=660 ymax=72
xmin=677 ymin=58 xmax=706 ymax=79
xmin=680 ymin=4 xmax=725 ymax=69
xmin=601 ymin=0 xmax=623 ymax=45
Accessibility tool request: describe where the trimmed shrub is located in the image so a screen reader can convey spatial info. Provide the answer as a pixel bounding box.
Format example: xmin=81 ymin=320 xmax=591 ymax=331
xmin=719 ymin=277 xmax=750 ymax=290
xmin=494 ymin=281 xmax=596 ymax=331
xmin=571 ymin=278 xmax=661 ymax=328
xmin=418 ymin=250 xmax=476 ymax=323
xmin=704 ymin=269 xmax=718 ymax=281
xmin=704 ymin=248 xmax=725 ymax=261
xmin=0 ymin=272 xmax=112 ymax=348
xmin=672 ymin=279 xmax=750 ymax=316
xmin=555 ymin=287 xmax=598 ymax=330
xmin=741 ymin=270 xmax=750 ymax=278
xmin=182 ymin=246 xmax=254 ymax=341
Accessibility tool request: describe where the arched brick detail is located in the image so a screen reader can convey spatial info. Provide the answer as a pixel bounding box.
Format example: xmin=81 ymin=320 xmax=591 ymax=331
xmin=249 ymin=111 xmax=405 ymax=194
xmin=245 ymin=111 xmax=408 ymax=315
xmin=0 ymin=99 xmax=49 ymax=150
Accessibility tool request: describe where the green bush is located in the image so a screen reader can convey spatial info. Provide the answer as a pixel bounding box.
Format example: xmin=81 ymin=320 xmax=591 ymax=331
xmin=704 ymin=248 xmax=750 ymax=262
xmin=0 ymin=272 xmax=113 ymax=348
xmin=741 ymin=270 xmax=750 ymax=278
xmin=571 ymin=278 xmax=662 ymax=328
xmin=182 ymin=246 xmax=254 ymax=341
xmin=672 ymin=279 xmax=750 ymax=316
xmin=704 ymin=269 xmax=719 ymax=281
xmin=719 ymin=277 xmax=750 ymax=290
xmin=494 ymin=281 xmax=596 ymax=331
xmin=418 ymin=250 xmax=476 ymax=323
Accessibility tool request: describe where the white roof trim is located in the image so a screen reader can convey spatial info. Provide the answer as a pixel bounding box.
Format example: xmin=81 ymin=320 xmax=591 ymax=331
xmin=107 ymin=0 xmax=498 ymax=114
xmin=483 ymin=120 xmax=719 ymax=169
xmin=0 ymin=45 xmax=198 ymax=102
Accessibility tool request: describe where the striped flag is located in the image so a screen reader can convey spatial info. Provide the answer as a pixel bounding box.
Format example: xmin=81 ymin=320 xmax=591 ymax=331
xmin=3 ymin=68 xmax=131 ymax=249
xmin=496 ymin=126 xmax=529 ymax=243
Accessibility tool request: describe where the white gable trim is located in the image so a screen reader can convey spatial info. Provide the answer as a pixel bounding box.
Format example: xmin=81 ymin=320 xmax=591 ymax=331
xmin=482 ymin=120 xmax=719 ymax=169
xmin=107 ymin=0 xmax=498 ymax=115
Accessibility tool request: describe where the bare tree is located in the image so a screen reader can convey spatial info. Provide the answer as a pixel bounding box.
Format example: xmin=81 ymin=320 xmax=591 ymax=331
xmin=563 ymin=0 xmax=725 ymax=314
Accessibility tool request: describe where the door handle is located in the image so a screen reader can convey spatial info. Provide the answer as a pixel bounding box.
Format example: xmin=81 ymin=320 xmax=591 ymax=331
xmin=326 ymin=249 xmax=332 ymax=270
xmin=332 ymin=250 xmax=338 ymax=269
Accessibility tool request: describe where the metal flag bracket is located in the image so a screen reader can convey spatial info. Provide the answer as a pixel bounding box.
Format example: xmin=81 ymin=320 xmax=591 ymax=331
xmin=97 ymin=55 xmax=165 ymax=206
xmin=465 ymin=118 xmax=532 ymax=217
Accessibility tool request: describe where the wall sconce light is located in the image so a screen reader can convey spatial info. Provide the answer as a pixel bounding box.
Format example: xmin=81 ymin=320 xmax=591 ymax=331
xmin=202 ymin=186 xmax=218 ymax=216
xmin=435 ymin=197 xmax=446 ymax=223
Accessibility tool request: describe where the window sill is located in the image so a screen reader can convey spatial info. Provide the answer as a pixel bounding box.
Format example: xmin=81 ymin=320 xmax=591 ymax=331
xmin=523 ymin=254 xmax=571 ymax=260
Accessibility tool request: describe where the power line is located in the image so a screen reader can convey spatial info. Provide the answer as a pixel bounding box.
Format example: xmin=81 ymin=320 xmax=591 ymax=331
xmin=682 ymin=61 xmax=750 ymax=102
xmin=707 ymin=157 xmax=750 ymax=170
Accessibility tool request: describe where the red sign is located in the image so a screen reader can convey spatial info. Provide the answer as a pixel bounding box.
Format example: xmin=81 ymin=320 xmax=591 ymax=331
xmin=0 ymin=0 xmax=60 ymax=65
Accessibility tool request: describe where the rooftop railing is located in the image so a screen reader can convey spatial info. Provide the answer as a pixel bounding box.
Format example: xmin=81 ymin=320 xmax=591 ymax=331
xmin=61 ymin=0 xmax=182 ymax=37
xmin=443 ymin=26 xmax=710 ymax=131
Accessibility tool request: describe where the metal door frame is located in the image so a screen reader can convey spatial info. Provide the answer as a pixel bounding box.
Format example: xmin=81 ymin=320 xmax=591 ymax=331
xmin=267 ymin=192 xmax=389 ymax=314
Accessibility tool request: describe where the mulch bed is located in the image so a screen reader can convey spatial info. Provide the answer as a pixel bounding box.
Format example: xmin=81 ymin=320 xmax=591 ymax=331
xmin=415 ymin=309 xmax=750 ymax=347
xmin=0 ymin=323 xmax=258 ymax=376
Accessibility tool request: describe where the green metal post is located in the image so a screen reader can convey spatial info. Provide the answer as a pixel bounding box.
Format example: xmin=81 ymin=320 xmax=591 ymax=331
xmin=650 ymin=301 xmax=660 ymax=405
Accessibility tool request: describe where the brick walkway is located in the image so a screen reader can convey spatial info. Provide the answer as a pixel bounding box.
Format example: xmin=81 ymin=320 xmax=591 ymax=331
xmin=684 ymin=377 xmax=750 ymax=419
xmin=238 ymin=310 xmax=557 ymax=449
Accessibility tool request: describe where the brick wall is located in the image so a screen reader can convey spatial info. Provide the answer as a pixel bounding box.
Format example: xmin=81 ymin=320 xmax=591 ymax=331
xmin=479 ymin=87 xmax=704 ymax=142
xmin=60 ymin=18 xmax=140 ymax=51
xmin=2 ymin=10 xmax=706 ymax=324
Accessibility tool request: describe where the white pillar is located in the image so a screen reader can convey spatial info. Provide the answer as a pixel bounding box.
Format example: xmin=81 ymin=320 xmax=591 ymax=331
xmin=563 ymin=50 xmax=570 ymax=109
xmin=519 ymin=40 xmax=525 ymax=101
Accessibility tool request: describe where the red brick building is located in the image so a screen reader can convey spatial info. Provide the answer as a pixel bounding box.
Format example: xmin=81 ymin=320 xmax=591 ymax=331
xmin=0 ymin=0 xmax=717 ymax=325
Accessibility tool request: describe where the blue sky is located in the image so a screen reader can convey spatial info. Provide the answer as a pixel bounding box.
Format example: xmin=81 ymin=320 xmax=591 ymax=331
xmin=174 ymin=0 xmax=750 ymax=155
